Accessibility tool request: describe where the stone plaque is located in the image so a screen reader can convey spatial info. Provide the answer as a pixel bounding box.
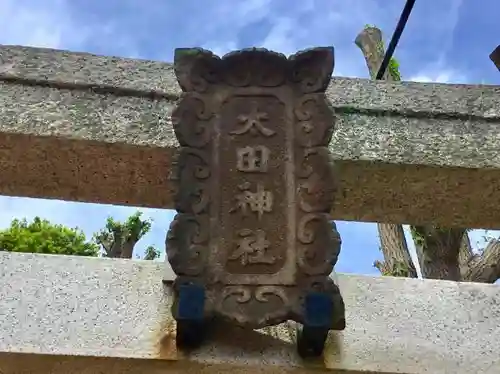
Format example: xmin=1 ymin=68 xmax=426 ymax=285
xmin=166 ymin=47 xmax=344 ymax=353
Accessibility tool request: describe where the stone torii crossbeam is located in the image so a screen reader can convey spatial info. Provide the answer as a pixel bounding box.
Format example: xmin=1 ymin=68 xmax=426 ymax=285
xmin=1 ymin=45 xmax=500 ymax=228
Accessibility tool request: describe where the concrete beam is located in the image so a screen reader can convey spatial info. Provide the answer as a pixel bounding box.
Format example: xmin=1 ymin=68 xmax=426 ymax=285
xmin=1 ymin=252 xmax=499 ymax=374
xmin=1 ymin=45 xmax=500 ymax=227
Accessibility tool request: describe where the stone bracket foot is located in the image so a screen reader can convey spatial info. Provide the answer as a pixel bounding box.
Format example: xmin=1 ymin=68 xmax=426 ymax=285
xmin=296 ymin=291 xmax=343 ymax=358
xmin=174 ymin=283 xmax=207 ymax=350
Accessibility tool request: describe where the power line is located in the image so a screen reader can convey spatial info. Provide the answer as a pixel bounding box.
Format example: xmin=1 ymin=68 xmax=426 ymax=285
xmin=376 ymin=0 xmax=417 ymax=80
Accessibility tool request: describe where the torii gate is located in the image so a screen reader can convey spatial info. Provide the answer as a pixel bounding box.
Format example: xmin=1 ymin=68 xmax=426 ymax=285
xmin=0 ymin=44 xmax=499 ymax=374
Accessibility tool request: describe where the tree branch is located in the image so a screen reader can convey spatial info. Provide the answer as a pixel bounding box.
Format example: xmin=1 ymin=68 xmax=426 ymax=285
xmin=356 ymin=26 xmax=416 ymax=278
xmin=411 ymin=226 xmax=464 ymax=281
xmin=458 ymin=232 xmax=474 ymax=279
xmin=119 ymin=213 xmax=151 ymax=259
xmin=355 ymin=26 xmax=393 ymax=81
xmin=377 ymin=224 xmax=417 ymax=277
xmin=95 ymin=231 xmax=121 ymax=258
xmin=356 ymin=26 xmax=473 ymax=282
xmin=120 ymin=235 xmax=139 ymax=259
xmin=464 ymin=239 xmax=500 ymax=283
xmin=373 ymin=259 xmax=389 ymax=274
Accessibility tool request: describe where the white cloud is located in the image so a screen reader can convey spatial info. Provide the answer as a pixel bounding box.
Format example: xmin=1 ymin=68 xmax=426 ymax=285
xmin=0 ymin=0 xmax=81 ymax=48
xmin=409 ymin=69 xmax=468 ymax=83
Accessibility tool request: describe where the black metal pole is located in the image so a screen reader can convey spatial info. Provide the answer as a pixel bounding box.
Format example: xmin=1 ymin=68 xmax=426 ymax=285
xmin=376 ymin=0 xmax=417 ymax=79
xmin=490 ymin=45 xmax=500 ymax=71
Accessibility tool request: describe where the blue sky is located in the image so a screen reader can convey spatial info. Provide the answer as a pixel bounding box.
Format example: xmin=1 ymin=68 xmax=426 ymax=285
xmin=0 ymin=0 xmax=499 ymax=276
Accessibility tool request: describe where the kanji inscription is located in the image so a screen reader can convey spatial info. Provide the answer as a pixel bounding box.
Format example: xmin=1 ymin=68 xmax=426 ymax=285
xmin=229 ymin=228 xmax=275 ymax=265
xmin=220 ymin=95 xmax=286 ymax=278
xmin=230 ymin=103 xmax=276 ymax=137
xmin=230 ymin=182 xmax=273 ymax=219
xmin=236 ymin=146 xmax=270 ymax=173
xmin=166 ymin=47 xmax=345 ymax=339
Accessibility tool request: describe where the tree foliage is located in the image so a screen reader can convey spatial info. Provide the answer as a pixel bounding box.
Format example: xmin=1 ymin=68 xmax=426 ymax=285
xmin=94 ymin=211 xmax=159 ymax=260
xmin=0 ymin=211 xmax=160 ymax=261
xmin=0 ymin=217 xmax=99 ymax=257
xmin=143 ymin=245 xmax=161 ymax=260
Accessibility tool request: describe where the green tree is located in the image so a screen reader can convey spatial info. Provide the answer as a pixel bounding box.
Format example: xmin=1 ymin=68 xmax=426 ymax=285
xmin=143 ymin=245 xmax=161 ymax=260
xmin=0 ymin=217 xmax=99 ymax=256
xmin=94 ymin=211 xmax=160 ymax=260
xmin=0 ymin=212 xmax=160 ymax=261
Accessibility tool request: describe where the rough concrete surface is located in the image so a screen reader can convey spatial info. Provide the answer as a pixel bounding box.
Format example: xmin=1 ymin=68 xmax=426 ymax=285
xmin=1 ymin=45 xmax=500 ymax=227
xmin=1 ymin=252 xmax=499 ymax=374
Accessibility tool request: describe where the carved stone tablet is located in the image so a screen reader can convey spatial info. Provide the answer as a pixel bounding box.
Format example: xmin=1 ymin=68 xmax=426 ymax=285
xmin=166 ymin=47 xmax=344 ymax=332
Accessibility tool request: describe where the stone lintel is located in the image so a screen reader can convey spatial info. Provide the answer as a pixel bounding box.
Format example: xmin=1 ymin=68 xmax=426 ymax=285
xmin=0 ymin=252 xmax=499 ymax=374
xmin=1 ymin=45 xmax=500 ymax=228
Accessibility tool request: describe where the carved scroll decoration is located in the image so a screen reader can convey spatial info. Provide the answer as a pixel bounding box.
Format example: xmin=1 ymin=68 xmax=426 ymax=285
xmin=290 ymin=49 xmax=343 ymax=329
xmin=165 ymin=50 xmax=216 ymax=284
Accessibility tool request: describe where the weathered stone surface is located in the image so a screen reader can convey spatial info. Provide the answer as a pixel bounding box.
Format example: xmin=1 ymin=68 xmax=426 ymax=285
xmin=1 ymin=45 xmax=500 ymax=228
xmin=1 ymin=252 xmax=500 ymax=374
xmin=166 ymin=47 xmax=343 ymax=333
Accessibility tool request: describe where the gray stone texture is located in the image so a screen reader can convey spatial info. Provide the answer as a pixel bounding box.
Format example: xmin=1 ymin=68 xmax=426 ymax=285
xmin=1 ymin=252 xmax=499 ymax=374
xmin=1 ymin=45 xmax=500 ymax=227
